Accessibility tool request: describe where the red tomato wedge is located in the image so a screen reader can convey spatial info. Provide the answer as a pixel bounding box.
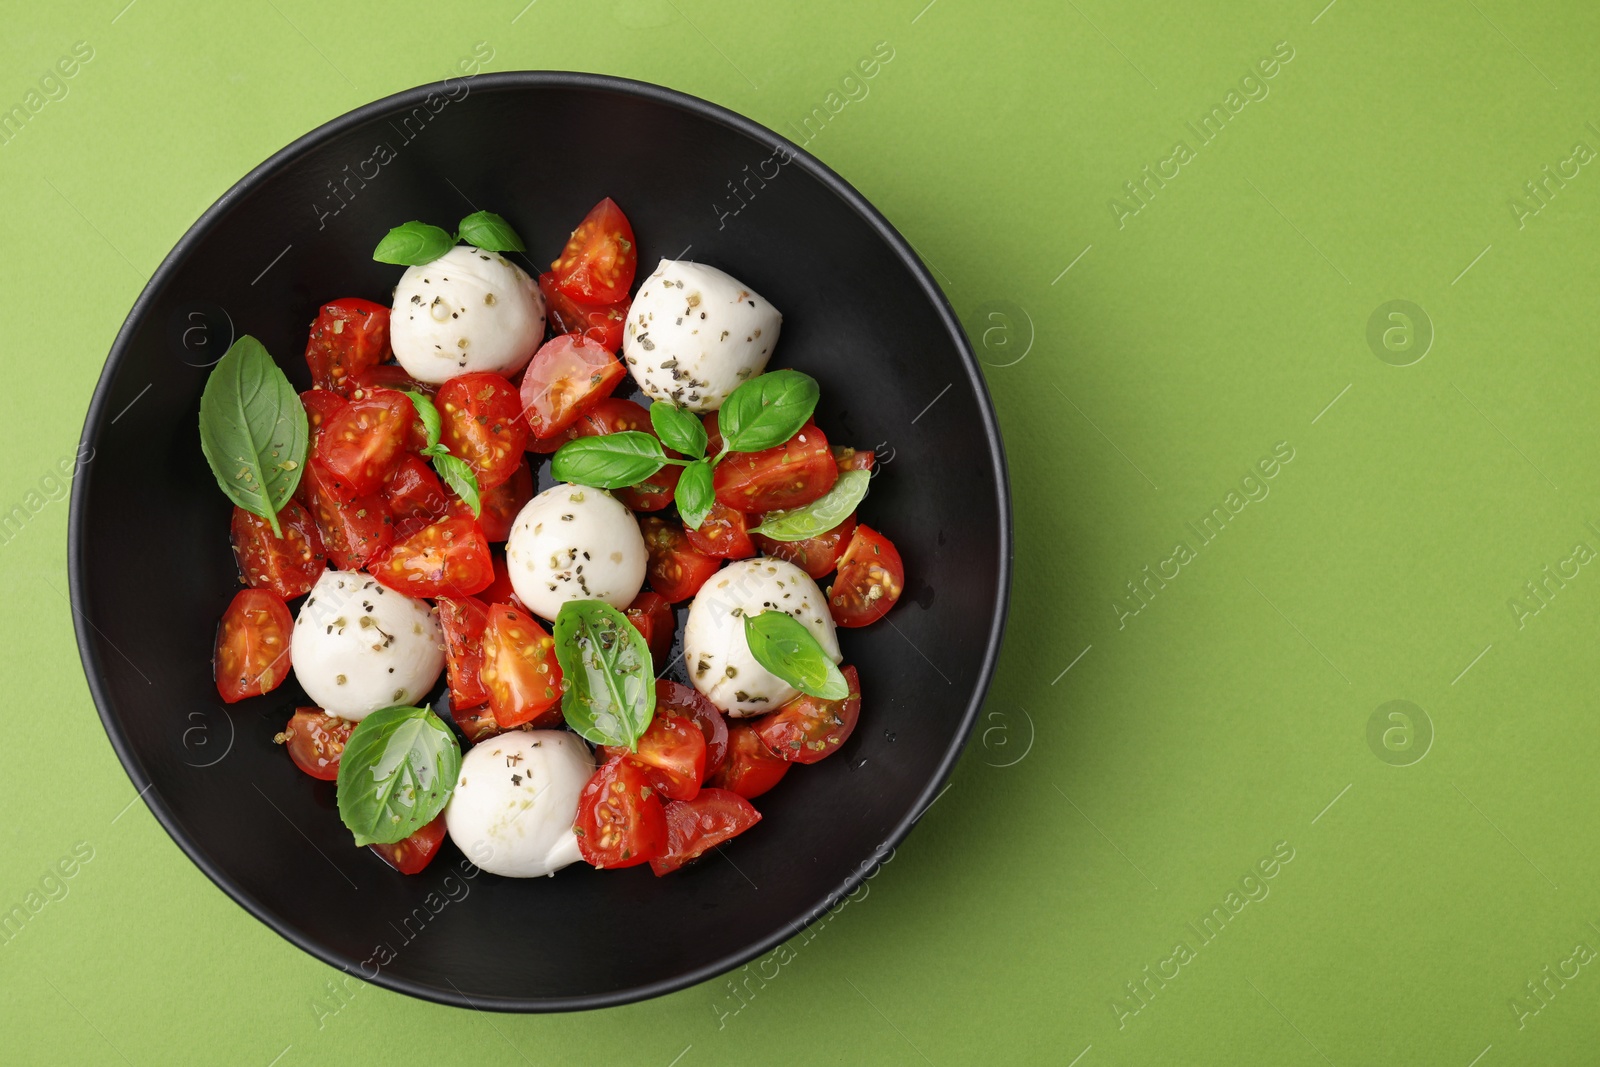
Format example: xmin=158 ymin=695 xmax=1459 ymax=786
xmin=575 ymin=756 xmax=667 ymax=869
xmin=540 ymin=271 xmax=628 ymax=352
xmin=656 ymin=680 xmax=729 ymax=779
xmin=478 ymin=458 xmax=533 ymax=541
xmin=214 ymin=588 xmax=293 ymax=703
xmin=437 ymin=596 xmax=491 ymax=712
xmin=304 ymin=298 xmax=390 ymax=396
xmin=382 ymin=454 xmax=450 ymax=526
xmin=277 ymin=707 xmax=354 ymax=781
xmin=436 ymin=372 xmax=528 ymax=491
xmin=296 ymin=459 xmax=393 ymax=570
xmin=828 ymin=525 xmax=905 ymax=628
xmin=369 ymin=814 xmax=447 ymax=875
xmin=624 ymin=590 xmax=675 ymax=670
xmin=753 ymin=665 xmax=861 ymax=764
xmin=707 ymin=722 xmax=790 ymax=799
xmin=713 ymin=421 xmax=837 ymax=514
xmin=550 ymin=197 xmax=637 ymax=305
xmin=650 ymin=790 xmax=761 ymax=876
xmin=481 ymin=603 xmax=564 ymax=728
xmin=599 ymin=713 xmax=707 ymax=802
xmin=478 ymin=552 xmax=520 ymax=609
xmin=230 ymin=501 xmax=326 ymax=600
xmin=519 ymin=334 xmax=625 ymax=442
xmin=314 ymin=389 xmax=416 ymax=498
xmin=300 ymin=388 xmax=347 ymax=433
xmin=371 ymin=516 xmax=493 ymax=598
xmin=832 ymin=445 xmax=875 ymax=473
xmin=451 ymin=703 xmax=501 ymax=743
xmin=578 ymin=399 xmax=679 ymax=511
xmin=752 ymin=513 xmax=856 ymax=580
xmin=685 ymin=500 xmax=756 ymax=560
xmin=640 ymin=516 xmax=721 ymax=603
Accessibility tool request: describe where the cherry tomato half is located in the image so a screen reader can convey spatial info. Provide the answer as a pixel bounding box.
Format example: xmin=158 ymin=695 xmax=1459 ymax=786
xmin=828 ymin=525 xmax=905 ymax=628
xmin=478 ymin=458 xmax=534 ymax=541
xmin=599 ymin=713 xmax=707 ymax=802
xmin=540 ymin=271 xmax=628 ymax=352
xmin=304 ymin=298 xmax=390 ymax=396
xmin=575 ymin=756 xmax=667 ymax=869
xmin=481 ymin=603 xmax=564 ymax=729
xmin=640 ymin=516 xmax=721 ymax=603
xmin=277 ymin=707 xmax=354 ymax=781
xmin=436 ymin=372 xmax=528 ymax=491
xmin=832 ymin=445 xmax=875 ymax=473
xmin=657 ymin=680 xmax=729 ymax=779
xmin=348 ymin=364 xmax=434 ymax=401
xmin=369 ymin=814 xmax=447 ymax=875
xmin=650 ymin=789 xmax=762 ymax=876
xmin=437 ymin=596 xmax=491 ymax=712
xmin=371 ymin=516 xmax=493 ymax=599
xmin=519 ymin=334 xmax=626 ymax=442
xmin=551 ymin=197 xmax=637 ymax=305
xmin=314 ymin=388 xmax=416 ymax=498
xmin=214 ymin=588 xmax=293 ymax=703
xmin=685 ymin=500 xmax=756 ymax=560
xmin=752 ymin=513 xmax=857 ymax=580
xmin=713 ymin=421 xmax=837 ymax=514
xmin=296 ymin=459 xmax=393 ymax=570
xmin=707 ymin=722 xmax=790 ymax=800
xmin=624 ymin=591 xmax=675 ymax=670
xmin=753 ymin=665 xmax=861 ymax=764
xmin=450 ymin=703 xmax=501 ymax=743
xmin=300 ymin=388 xmax=347 ymax=433
xmin=382 ymin=454 xmax=451 ymax=527
xmin=582 ymin=399 xmax=679 ymax=511
xmin=230 ymin=501 xmax=326 ymax=600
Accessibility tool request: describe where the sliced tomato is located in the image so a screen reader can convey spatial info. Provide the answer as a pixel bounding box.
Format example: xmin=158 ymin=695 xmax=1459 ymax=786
xmin=519 ymin=334 xmax=625 ymax=441
xmin=296 ymin=459 xmax=393 ymax=569
xmin=382 ymin=453 xmax=450 ymax=527
xmin=481 ymin=603 xmax=564 ymax=728
xmin=641 ymin=516 xmax=721 ymax=603
xmin=369 ymin=814 xmax=447 ymax=875
xmin=575 ymin=756 xmax=667 ymax=869
xmin=214 ymin=588 xmax=293 ymax=703
xmin=304 ymin=298 xmax=390 ymax=396
xmin=478 ymin=552 xmax=520 ymax=608
xmin=713 ymin=421 xmax=837 ymax=514
xmin=477 ymin=457 xmax=533 ymax=542
xmin=657 ymin=680 xmax=729 ymax=778
xmin=371 ymin=516 xmax=493 ymax=598
xmin=832 ymin=445 xmax=875 ymax=473
xmin=540 ymin=271 xmax=629 ymax=351
xmin=753 ymin=665 xmax=861 ymax=764
xmin=314 ymin=388 xmax=415 ymax=498
xmin=650 ymin=790 xmax=762 ymax=876
xmin=300 ymin=388 xmax=347 ymax=433
xmin=828 ymin=525 xmax=905 ymax=628
xmin=752 ymin=514 xmax=857 ymax=580
xmin=624 ymin=590 xmax=675 ymax=670
xmin=435 ymin=372 xmax=527 ymax=491
xmin=437 ymin=596 xmax=491 ymax=712
xmin=277 ymin=707 xmax=354 ymax=780
xmin=706 ymin=723 xmax=789 ymax=800
xmin=451 ymin=703 xmax=501 ymax=743
xmin=230 ymin=501 xmax=326 ymax=600
xmin=685 ymin=500 xmax=757 ymax=560
xmin=599 ymin=714 xmax=707 ymax=802
xmin=581 ymin=399 xmax=679 ymax=511
xmin=551 ymin=197 xmax=637 ymax=305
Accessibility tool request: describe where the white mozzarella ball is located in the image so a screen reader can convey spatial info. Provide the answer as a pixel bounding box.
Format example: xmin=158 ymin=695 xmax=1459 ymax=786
xmin=622 ymin=259 xmax=781 ymax=412
xmin=504 ymin=484 xmax=647 ymax=621
xmin=444 ymin=731 xmax=594 ymax=878
xmin=683 ymin=558 xmax=840 ymax=717
xmin=389 ymin=245 xmax=545 ymax=383
xmin=291 ymin=570 xmax=444 ymax=722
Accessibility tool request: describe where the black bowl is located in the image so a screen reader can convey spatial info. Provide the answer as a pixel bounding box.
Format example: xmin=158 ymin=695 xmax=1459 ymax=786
xmin=69 ymin=71 xmax=1010 ymax=1011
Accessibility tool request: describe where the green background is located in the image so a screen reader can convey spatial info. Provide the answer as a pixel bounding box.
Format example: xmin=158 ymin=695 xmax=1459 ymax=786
xmin=3 ymin=0 xmax=1597 ymax=1062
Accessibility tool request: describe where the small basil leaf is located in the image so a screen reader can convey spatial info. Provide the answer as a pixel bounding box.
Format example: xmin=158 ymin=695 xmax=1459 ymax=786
xmin=432 ymin=452 xmax=481 ymax=517
xmin=743 ymin=610 xmax=848 ymax=700
xmin=335 ymin=706 xmax=461 ymax=846
xmin=457 ymin=210 xmax=526 ymax=253
xmin=649 ymin=401 xmax=707 ymax=459
xmin=675 ymin=459 xmax=715 ymax=530
xmin=553 ymin=600 xmax=656 ymax=749
xmin=373 ymin=221 xmax=456 ymax=265
xmin=551 ymin=432 xmax=668 ymax=489
xmin=198 ymin=335 xmax=308 ymax=537
xmin=750 ymin=469 xmax=870 ymax=542
xmin=402 ymin=390 xmax=441 ymax=450
xmin=719 ymin=370 xmax=820 ymax=454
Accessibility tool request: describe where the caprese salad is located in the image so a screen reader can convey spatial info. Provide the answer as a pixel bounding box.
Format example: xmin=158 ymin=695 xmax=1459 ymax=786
xmin=200 ymin=198 xmax=905 ymax=878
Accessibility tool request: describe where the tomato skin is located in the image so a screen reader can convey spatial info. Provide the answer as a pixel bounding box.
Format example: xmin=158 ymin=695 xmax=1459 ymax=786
xmin=575 ymin=756 xmax=667 ymax=869
xmin=382 ymin=453 xmax=451 ymax=526
xmin=624 ymin=591 xmax=675 ymax=670
xmin=650 ymin=789 xmax=762 ymax=876
xmin=435 ymin=373 xmax=527 ymax=491
xmin=540 ymin=271 xmax=628 ymax=351
xmin=230 ymin=501 xmax=326 ymax=600
xmin=478 ymin=458 xmax=533 ymax=541
xmin=437 ymin=596 xmax=491 ymax=712
xmin=314 ymin=389 xmax=416 ymax=498
xmin=451 ymin=703 xmax=501 ymax=743
xmin=832 ymin=445 xmax=875 ymax=473
xmin=481 ymin=603 xmax=564 ymax=728
xmin=752 ymin=513 xmax=857 ymax=580
xmin=369 ymin=814 xmax=447 ymax=875
xmin=707 ymin=722 xmax=790 ymax=799
xmin=685 ymin=500 xmax=756 ymax=560
xmin=214 ymin=588 xmax=294 ymax=703
xmin=371 ymin=516 xmax=493 ymax=599
xmin=551 ymin=198 xmax=638 ymax=305
xmin=828 ymin=525 xmax=906 ymax=628
xmin=713 ymin=421 xmax=838 ymax=514
xmin=300 ymin=388 xmax=347 ymax=433
xmin=753 ymin=665 xmax=862 ymax=764
xmin=296 ymin=459 xmax=393 ymax=570
xmin=304 ymin=298 xmax=390 ymax=396
xmin=519 ymin=334 xmax=626 ymax=441
xmin=278 ymin=707 xmax=354 ymax=780
xmin=599 ymin=714 xmax=707 ymax=802
xmin=640 ymin=516 xmax=722 ymax=603
xmin=478 ymin=553 xmax=521 ymax=609
xmin=348 ymin=364 xmax=434 ymax=401
xmin=657 ymin=680 xmax=729 ymax=778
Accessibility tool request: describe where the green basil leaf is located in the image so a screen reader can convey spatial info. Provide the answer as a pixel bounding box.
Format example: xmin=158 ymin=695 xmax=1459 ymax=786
xmin=744 ymin=610 xmax=848 ymax=700
xmin=553 ymin=600 xmax=656 ymax=749
xmin=718 ymin=369 xmax=820 ymax=454
xmin=335 ymin=706 xmax=462 ymax=846
xmin=432 ymin=452 xmax=481 ymax=517
xmin=750 ymin=469 xmax=870 ymax=542
xmin=373 ymin=221 xmax=456 ymax=265
xmin=551 ymin=432 xmax=668 ymax=489
xmin=457 ymin=210 xmax=526 ymax=253
xmin=402 ymin=390 xmax=441 ymax=450
xmin=649 ymin=401 xmax=707 ymax=459
xmin=675 ymin=458 xmax=715 ymax=530
xmin=198 ymin=335 xmax=308 ymax=537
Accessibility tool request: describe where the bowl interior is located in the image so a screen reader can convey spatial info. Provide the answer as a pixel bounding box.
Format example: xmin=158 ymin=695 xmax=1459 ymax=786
xmin=71 ymin=72 xmax=1007 ymax=1010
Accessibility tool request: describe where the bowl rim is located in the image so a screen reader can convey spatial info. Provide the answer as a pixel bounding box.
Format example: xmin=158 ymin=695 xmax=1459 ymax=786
xmin=68 ymin=69 xmax=1013 ymax=1012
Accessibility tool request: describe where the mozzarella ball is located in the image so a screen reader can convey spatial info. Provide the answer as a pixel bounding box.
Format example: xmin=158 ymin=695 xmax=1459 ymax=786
xmin=622 ymin=259 xmax=781 ymax=412
xmin=683 ymin=558 xmax=840 ymax=716
xmin=504 ymin=484 xmax=647 ymax=621
xmin=389 ymin=245 xmax=545 ymax=383
xmin=445 ymin=731 xmax=594 ymax=878
xmin=291 ymin=570 xmax=445 ymax=722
